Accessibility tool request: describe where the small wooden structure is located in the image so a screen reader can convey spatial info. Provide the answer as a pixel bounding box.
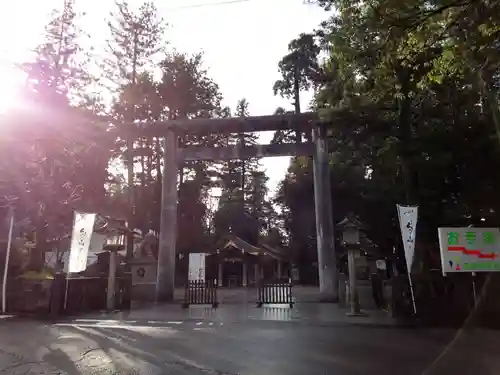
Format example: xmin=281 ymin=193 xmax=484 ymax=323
xmin=211 ymin=235 xmax=289 ymax=288
xmin=128 ymin=234 xmax=289 ymax=301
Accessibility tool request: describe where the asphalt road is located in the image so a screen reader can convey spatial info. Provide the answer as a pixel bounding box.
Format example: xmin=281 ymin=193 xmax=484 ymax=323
xmin=0 ymin=317 xmax=498 ymax=375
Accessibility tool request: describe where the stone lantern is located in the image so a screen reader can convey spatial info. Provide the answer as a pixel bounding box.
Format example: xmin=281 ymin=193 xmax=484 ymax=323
xmin=337 ymin=215 xmax=366 ymax=316
xmin=102 ymin=231 xmax=125 ymax=311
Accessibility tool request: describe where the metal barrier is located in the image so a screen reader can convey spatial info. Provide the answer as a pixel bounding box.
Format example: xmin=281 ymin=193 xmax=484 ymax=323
xmin=257 ymin=281 xmax=294 ymax=308
xmin=182 ymin=280 xmax=219 ymax=308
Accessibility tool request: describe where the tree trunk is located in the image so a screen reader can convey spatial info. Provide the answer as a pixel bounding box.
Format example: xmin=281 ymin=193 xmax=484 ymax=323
xmin=125 ymin=135 xmax=136 ymax=264
xmin=155 ymin=137 xmax=162 ymax=181
xmin=293 ymin=64 xmax=303 ymax=143
xmin=141 ymin=138 xmax=146 ymax=189
xmin=31 ymin=204 xmax=47 ymax=271
xmin=396 ymin=69 xmax=417 ymax=204
xmin=239 ymin=133 xmax=246 ymax=210
xmin=126 ymin=31 xmax=139 ymax=258
xmin=479 ymin=67 xmax=500 ymax=146
xmin=152 ymin=136 xmax=162 ymax=233
xmin=146 ymin=137 xmax=153 ymax=182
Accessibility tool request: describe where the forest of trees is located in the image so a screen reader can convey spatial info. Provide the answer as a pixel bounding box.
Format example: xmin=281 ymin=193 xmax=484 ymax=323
xmin=1 ymin=0 xmax=500 ymax=283
xmin=272 ymin=0 xmax=500 ymax=281
xmin=0 ymin=0 xmax=280 ymax=271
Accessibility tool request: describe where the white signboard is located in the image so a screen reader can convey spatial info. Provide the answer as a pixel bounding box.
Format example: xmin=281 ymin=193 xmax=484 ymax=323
xmin=438 ymin=227 xmax=500 ymax=273
xmin=68 ymin=212 xmax=96 ymax=273
xmin=188 ymin=253 xmax=206 ymax=281
xmin=397 ymin=205 xmax=418 ymax=274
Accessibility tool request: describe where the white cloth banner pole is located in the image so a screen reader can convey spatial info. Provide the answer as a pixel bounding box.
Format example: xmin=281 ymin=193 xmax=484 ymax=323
xmin=397 ymin=204 xmax=418 ymax=315
xmin=68 ymin=212 xmax=96 ymax=274
xmin=407 ymin=270 xmax=417 ymax=315
xmin=65 ymin=211 xmax=96 ymax=311
xmin=2 ymin=207 xmax=14 ymax=314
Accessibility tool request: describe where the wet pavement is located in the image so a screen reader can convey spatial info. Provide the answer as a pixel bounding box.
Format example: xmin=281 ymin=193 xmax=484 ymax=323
xmin=81 ymin=302 xmax=397 ymax=327
xmin=0 ymin=305 xmax=500 ymax=374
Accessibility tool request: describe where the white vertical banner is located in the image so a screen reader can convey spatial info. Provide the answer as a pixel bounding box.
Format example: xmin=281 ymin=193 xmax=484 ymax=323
xmin=397 ymin=204 xmax=418 ymax=314
xmin=198 ymin=253 xmax=206 ymax=281
xmin=397 ymin=205 xmax=419 ymax=274
xmin=188 ymin=253 xmax=206 ymax=281
xmin=68 ymin=212 xmax=96 ymax=273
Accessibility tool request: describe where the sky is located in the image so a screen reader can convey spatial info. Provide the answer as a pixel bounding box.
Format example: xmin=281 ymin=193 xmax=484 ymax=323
xmin=0 ymin=0 xmax=328 ymax=195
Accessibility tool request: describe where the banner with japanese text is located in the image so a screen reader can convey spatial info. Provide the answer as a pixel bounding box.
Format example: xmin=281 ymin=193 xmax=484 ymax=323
xmin=68 ymin=211 xmax=96 ymax=273
xmin=437 ymin=227 xmax=500 ymax=274
xmin=188 ymin=253 xmax=206 ymax=281
xmin=397 ymin=205 xmax=418 ymax=274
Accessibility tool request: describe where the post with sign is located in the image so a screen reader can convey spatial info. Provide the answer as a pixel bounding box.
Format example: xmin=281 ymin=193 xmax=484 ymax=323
xmin=438 ymin=227 xmax=500 ymax=305
xmin=397 ymin=205 xmax=418 ymax=315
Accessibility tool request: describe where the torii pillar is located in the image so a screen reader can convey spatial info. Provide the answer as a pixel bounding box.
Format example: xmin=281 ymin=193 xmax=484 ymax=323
xmin=156 ymin=129 xmax=178 ymax=302
xmin=312 ymin=123 xmax=338 ymax=301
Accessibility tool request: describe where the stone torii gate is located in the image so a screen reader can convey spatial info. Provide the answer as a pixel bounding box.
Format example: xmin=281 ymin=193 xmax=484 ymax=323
xmin=145 ymin=112 xmax=337 ymax=302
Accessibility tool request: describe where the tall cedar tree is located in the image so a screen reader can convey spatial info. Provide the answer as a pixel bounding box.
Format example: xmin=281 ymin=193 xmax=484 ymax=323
xmin=107 ymin=0 xmax=165 ymax=250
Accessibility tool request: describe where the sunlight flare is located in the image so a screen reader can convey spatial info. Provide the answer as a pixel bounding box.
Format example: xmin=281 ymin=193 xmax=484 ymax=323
xmin=0 ymin=64 xmax=26 ymax=114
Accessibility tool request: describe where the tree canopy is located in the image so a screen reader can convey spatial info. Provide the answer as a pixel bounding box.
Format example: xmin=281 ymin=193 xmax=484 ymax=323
xmin=273 ymin=0 xmax=500 ymax=281
xmin=0 ymin=0 xmax=279 ymax=272
xmin=2 ymin=0 xmax=499 ymax=283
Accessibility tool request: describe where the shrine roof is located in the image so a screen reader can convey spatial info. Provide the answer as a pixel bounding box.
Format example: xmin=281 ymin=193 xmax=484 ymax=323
xmin=219 ymin=235 xmax=288 ymax=261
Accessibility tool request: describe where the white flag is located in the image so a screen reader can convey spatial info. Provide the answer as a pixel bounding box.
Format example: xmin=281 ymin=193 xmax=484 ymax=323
xmin=397 ymin=205 xmax=418 ymax=274
xmin=68 ymin=211 xmax=96 ymax=273
xmin=188 ymin=253 xmax=206 ymax=281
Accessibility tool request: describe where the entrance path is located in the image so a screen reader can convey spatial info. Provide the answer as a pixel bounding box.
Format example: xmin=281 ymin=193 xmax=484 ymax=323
xmin=1 ymin=286 xmax=498 ymax=374
xmin=85 ymin=302 xmax=396 ymax=327
xmin=141 ymin=285 xmax=391 ymax=326
xmin=1 ymin=308 xmax=500 ymax=374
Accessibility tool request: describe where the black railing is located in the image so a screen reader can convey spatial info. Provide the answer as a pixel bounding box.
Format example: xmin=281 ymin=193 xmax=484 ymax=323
xmin=182 ymin=280 xmax=218 ymax=308
xmin=257 ymin=281 xmax=294 ymax=308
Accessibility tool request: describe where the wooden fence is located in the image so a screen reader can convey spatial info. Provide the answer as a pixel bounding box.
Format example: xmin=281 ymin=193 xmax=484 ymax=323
xmin=257 ymin=281 xmax=294 ymax=308
xmin=182 ymin=280 xmax=218 ymax=308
